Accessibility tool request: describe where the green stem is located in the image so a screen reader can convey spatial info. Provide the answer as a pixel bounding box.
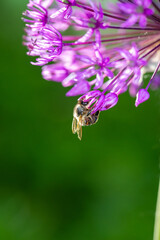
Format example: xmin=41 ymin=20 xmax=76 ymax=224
xmin=153 ymin=178 xmax=160 ymax=240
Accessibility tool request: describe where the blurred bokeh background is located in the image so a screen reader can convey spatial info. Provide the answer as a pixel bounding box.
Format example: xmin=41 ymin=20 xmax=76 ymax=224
xmin=0 ymin=1 xmax=160 ymax=240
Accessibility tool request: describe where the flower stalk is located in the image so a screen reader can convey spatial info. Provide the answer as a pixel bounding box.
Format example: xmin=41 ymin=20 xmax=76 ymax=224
xmin=153 ymin=178 xmax=160 ymax=240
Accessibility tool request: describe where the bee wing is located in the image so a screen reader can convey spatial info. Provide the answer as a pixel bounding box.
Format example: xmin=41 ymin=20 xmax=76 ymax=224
xmin=77 ymin=120 xmax=82 ymax=141
xmin=72 ymin=117 xmax=77 ymax=134
xmin=72 ymin=116 xmax=82 ymax=140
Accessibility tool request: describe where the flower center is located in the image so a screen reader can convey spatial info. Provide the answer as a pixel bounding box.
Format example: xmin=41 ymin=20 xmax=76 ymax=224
xmin=136 ymin=6 xmax=143 ymax=14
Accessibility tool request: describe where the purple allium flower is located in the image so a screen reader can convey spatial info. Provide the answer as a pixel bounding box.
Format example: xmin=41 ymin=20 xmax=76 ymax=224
xmin=22 ymin=0 xmax=48 ymax=31
xmin=75 ymin=47 xmax=113 ymax=89
xmin=73 ymin=1 xmax=109 ymax=46
xmin=118 ymin=0 xmax=154 ymax=28
xmin=113 ymin=43 xmax=146 ymax=95
xmin=59 ymin=46 xmax=113 ymax=96
xmin=22 ymin=0 xmax=160 ymax=139
xmin=115 ymin=43 xmax=146 ymax=74
xmin=29 ymin=25 xmax=63 ymax=65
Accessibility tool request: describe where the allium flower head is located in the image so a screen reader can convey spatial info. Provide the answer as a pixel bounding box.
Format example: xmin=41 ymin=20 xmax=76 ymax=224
xmin=22 ymin=0 xmax=160 ymax=139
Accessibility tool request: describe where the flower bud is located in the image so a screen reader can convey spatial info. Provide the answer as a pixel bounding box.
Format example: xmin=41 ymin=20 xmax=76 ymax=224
xmin=135 ymin=89 xmax=150 ymax=107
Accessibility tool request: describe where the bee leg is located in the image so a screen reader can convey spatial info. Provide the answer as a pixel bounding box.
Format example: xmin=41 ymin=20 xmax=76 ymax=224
xmin=72 ymin=117 xmax=77 ymax=134
xmin=77 ymin=122 xmax=82 ymax=141
xmin=86 ymin=110 xmax=91 ymax=116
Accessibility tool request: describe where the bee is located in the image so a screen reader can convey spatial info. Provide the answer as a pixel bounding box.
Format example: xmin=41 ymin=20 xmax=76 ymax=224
xmin=72 ymin=99 xmax=100 ymax=140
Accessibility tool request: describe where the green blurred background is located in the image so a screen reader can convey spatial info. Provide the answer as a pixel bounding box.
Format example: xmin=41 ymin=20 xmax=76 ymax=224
xmin=0 ymin=1 xmax=160 ymax=240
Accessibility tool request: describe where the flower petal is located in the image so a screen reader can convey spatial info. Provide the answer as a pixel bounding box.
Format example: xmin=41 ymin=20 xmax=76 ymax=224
xmin=143 ymin=0 xmax=152 ymax=8
xmin=121 ymin=14 xmax=139 ymax=27
xmin=94 ymin=72 xmax=104 ymax=89
xmin=42 ymin=64 xmax=68 ymax=82
xmin=66 ymin=81 xmax=90 ymax=96
xmin=75 ymin=28 xmax=94 ymax=44
xmin=139 ymin=15 xmax=147 ymax=28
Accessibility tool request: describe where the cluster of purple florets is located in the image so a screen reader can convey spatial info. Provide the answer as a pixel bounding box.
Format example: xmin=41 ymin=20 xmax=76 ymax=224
xmin=22 ymin=0 xmax=160 ymax=114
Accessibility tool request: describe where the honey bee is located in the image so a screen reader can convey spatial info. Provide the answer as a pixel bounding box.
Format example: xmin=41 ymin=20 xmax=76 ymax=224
xmin=72 ymin=99 xmax=100 ymax=140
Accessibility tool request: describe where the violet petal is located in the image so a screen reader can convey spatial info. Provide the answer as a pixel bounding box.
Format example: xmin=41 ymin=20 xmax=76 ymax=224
xmin=66 ymin=81 xmax=90 ymax=96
